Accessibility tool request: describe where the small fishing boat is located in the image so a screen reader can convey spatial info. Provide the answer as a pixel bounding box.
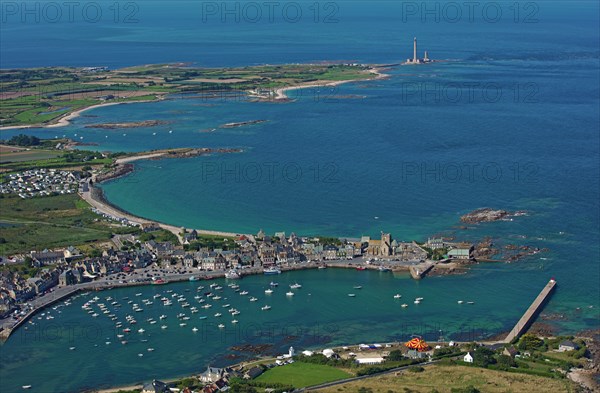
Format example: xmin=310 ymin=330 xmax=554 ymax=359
xmin=457 ymin=300 xmax=464 ymax=304
xmin=286 ymin=291 xmax=294 ymax=296
xmin=192 ymin=327 xmax=198 ymax=332
xmin=393 ymin=294 xmax=402 ymax=299
xmin=22 ymin=385 xmax=32 ymax=390
xmin=264 ymin=267 xmax=281 ymax=275
xmin=264 ymin=289 xmax=273 ymax=294
xmin=348 ymin=294 xmax=356 ymax=297
xmin=401 ymin=304 xmax=408 ymax=308
xmin=161 ymin=325 xmax=168 ymax=329
xmin=218 ymin=324 xmax=225 ymax=328
xmin=353 ymin=286 xmax=363 ymax=289
xmin=290 ymin=283 xmax=302 ymax=289
xmin=261 ymin=305 xmax=271 ymax=311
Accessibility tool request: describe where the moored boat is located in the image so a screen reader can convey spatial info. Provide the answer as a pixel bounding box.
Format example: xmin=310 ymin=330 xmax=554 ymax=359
xmin=264 ymin=267 xmax=281 ymax=275
xmin=225 ymin=269 xmax=241 ymax=279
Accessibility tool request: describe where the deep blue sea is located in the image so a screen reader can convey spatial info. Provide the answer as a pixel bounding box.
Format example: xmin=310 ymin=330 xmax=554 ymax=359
xmin=1 ymin=1 xmax=599 ymax=392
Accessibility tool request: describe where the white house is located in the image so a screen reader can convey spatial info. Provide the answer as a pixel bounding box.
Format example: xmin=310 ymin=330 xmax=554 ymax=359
xmin=463 ymin=352 xmax=474 ymax=363
xmin=322 ymin=348 xmax=335 ymax=358
xmin=558 ymin=340 xmax=579 ymax=352
xmin=355 ymin=356 xmax=385 ymax=365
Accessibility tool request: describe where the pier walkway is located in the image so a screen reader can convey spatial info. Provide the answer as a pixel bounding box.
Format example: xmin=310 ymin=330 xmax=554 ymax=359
xmin=409 ymin=262 xmax=434 ymax=279
xmin=503 ymin=279 xmax=557 ymax=343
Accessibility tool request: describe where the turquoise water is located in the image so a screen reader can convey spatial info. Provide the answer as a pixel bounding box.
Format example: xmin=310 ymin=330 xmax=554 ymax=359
xmin=1 ymin=1 xmax=599 ymax=391
xmin=2 ymin=268 xmax=596 ymax=393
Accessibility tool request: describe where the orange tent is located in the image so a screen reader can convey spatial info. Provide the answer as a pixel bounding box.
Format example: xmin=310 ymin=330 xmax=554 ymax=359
xmin=405 ymin=337 xmax=430 ymax=352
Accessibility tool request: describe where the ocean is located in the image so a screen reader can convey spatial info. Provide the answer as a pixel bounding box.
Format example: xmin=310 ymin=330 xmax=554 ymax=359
xmin=0 ymin=1 xmax=599 ymax=391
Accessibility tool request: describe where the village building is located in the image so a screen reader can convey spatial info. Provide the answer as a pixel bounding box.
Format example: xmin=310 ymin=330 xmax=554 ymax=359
xmin=558 ymin=340 xmax=579 ymax=352
xmin=463 ymin=352 xmax=474 ymax=363
xmin=448 ymin=244 xmax=474 ymax=260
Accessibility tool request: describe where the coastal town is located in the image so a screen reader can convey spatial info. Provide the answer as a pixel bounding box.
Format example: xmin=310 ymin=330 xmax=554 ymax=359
xmin=1 ymin=137 xmax=579 ymax=393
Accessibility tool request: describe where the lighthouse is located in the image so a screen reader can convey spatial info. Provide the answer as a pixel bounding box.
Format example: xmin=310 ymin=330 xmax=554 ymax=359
xmin=413 ymin=37 xmax=418 ymax=63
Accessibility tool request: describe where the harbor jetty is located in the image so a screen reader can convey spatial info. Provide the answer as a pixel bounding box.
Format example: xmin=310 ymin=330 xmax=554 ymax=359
xmin=409 ymin=261 xmax=434 ymax=279
xmin=503 ymin=279 xmax=557 ymax=343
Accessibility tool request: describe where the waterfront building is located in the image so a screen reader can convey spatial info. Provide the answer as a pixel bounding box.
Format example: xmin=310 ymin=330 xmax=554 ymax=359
xmin=243 ymin=366 xmax=263 ymax=380
xmin=142 ymin=379 xmax=170 ymax=393
xmin=183 ymin=254 xmax=195 ymax=268
xmin=323 ymin=245 xmax=339 ymax=260
xmin=58 ymin=270 xmax=76 ymax=286
xmin=427 ymin=237 xmax=445 ymax=249
xmin=199 ymin=366 xmax=226 ymax=383
xmin=559 ymin=340 xmax=579 ymax=352
xmin=448 ymin=244 xmax=474 ymax=260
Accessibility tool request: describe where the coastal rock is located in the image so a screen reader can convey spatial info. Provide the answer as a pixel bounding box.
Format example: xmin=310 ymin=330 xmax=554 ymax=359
xmin=230 ymin=343 xmax=273 ymax=355
xmin=85 ymin=120 xmax=170 ymax=129
xmin=473 ymin=237 xmax=500 ymax=260
xmin=460 ymin=208 xmax=511 ymax=223
xmin=219 ymin=120 xmax=267 ymax=128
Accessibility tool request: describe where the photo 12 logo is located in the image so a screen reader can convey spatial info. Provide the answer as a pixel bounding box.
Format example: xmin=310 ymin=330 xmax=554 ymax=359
xmin=200 ymin=1 xmax=340 ymax=23
xmin=400 ymin=82 xmax=539 ymax=104
xmin=400 ymin=1 xmax=540 ymax=23
xmin=400 ymin=161 xmax=540 ymax=184
xmin=197 ymin=161 xmax=340 ymax=184
xmin=1 ymin=1 xmax=140 ymax=24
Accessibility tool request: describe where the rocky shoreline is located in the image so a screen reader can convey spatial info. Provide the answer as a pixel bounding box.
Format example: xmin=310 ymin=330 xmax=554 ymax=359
xmin=85 ymin=120 xmax=170 ymax=129
xmin=460 ymin=208 xmax=528 ymax=224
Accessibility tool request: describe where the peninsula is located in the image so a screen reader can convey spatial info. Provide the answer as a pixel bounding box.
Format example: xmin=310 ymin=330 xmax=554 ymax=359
xmin=0 ymin=63 xmax=385 ymax=129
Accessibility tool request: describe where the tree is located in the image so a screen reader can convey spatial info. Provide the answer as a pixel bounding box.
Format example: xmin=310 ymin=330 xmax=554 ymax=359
xmin=496 ymin=354 xmax=516 ymax=370
xmin=473 ymin=347 xmax=496 ymax=368
xmin=6 ymin=134 xmax=40 ymax=146
xmin=518 ymin=334 xmax=545 ymax=351
xmin=229 ymin=383 xmax=258 ymax=393
xmin=387 ymin=349 xmax=404 ymax=361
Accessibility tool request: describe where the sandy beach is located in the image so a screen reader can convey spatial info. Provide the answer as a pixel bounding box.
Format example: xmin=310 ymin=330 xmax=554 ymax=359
xmin=0 ymin=99 xmax=161 ymax=131
xmin=273 ymin=68 xmax=388 ymax=100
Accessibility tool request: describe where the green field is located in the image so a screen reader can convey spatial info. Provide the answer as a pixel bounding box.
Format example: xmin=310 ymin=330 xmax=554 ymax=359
xmin=0 ymin=149 xmax=61 ymax=164
xmin=1 ymin=64 xmax=377 ymax=127
xmin=0 ymin=194 xmax=134 ymax=254
xmin=255 ymin=362 xmax=352 ymax=388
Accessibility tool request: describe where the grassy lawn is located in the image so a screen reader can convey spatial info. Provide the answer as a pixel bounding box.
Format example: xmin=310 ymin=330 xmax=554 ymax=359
xmin=0 ymin=194 xmax=117 ymax=254
xmin=314 ymin=365 xmax=577 ymax=393
xmin=0 ymin=149 xmax=62 ymax=163
xmin=256 ymin=362 xmax=352 ymax=388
